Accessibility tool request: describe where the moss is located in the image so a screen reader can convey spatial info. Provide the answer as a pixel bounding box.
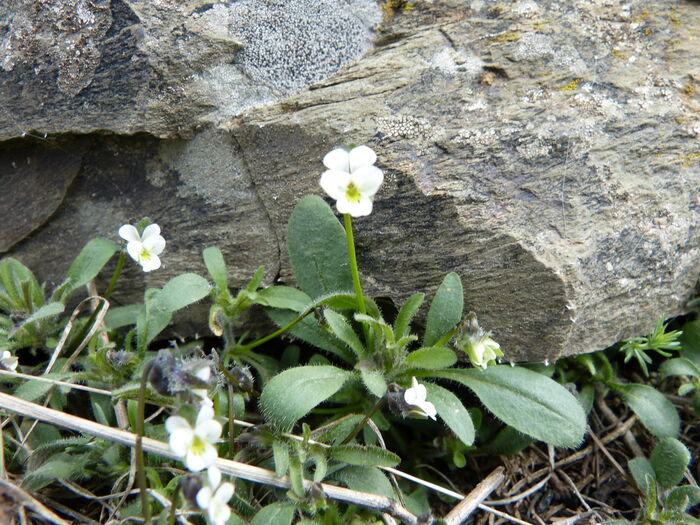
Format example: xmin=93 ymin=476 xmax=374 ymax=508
xmin=491 ymin=32 xmax=521 ymax=43
xmin=679 ymin=152 xmax=700 ymax=168
xmin=557 ymin=78 xmax=582 ymax=91
xmin=611 ymin=49 xmax=628 ymax=60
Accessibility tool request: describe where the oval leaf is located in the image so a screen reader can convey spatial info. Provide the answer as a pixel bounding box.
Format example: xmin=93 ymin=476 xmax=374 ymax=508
xmin=202 ymin=247 xmax=228 ymax=290
xmin=665 ymin=486 xmax=700 ymax=513
xmin=629 ymin=457 xmax=656 ymax=493
xmin=395 ymin=293 xmax=425 ymax=339
xmin=157 ymin=273 xmax=210 ymax=312
xmin=330 ymin=444 xmax=400 ymax=467
xmin=64 ymin=238 xmax=118 ymax=298
xmin=423 ymin=273 xmax=463 ymax=347
xmin=287 ymin=195 xmax=353 ymax=298
xmin=611 ymin=383 xmax=680 ymax=438
xmin=405 ymin=347 xmax=457 ymax=370
xmin=258 ymin=286 xmax=310 ymax=312
xmin=423 ymin=382 xmax=474 ymax=446
xmin=250 ymin=502 xmax=295 ymax=525
xmin=649 ymin=437 xmax=691 ymax=490
xmin=324 ymin=309 xmax=365 ymax=360
xmin=335 ymin=466 xmax=395 ymax=499
xmin=659 ymin=357 xmax=700 ymax=379
xmin=430 ymin=366 xmax=586 ymax=447
xmin=260 ymin=365 xmax=351 ymax=431
xmin=359 ymin=368 xmax=387 ymax=397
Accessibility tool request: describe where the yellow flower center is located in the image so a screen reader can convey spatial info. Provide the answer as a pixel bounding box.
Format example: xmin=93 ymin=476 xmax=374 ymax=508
xmin=345 ymin=183 xmax=361 ymax=203
xmin=140 ymin=248 xmax=152 ymax=261
xmin=190 ymin=435 xmax=206 ymax=455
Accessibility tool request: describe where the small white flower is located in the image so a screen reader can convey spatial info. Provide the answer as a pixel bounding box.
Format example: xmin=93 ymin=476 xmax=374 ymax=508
xmin=404 ymin=377 xmax=437 ymax=421
xmin=165 ymin=405 xmax=222 ymax=472
xmin=320 ymin=145 xmax=384 ymax=217
xmin=466 ymin=337 xmax=503 ymax=370
xmin=0 ymin=351 xmax=18 ymax=371
xmin=196 ymin=466 xmax=235 ymax=525
xmin=118 ymin=223 xmax=166 ymax=272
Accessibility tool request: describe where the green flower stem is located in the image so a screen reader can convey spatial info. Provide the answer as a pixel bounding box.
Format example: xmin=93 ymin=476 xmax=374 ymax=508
xmin=344 ymin=214 xmax=367 ymax=316
xmin=234 ymin=312 xmax=308 ymax=354
xmin=340 ymin=396 xmax=385 ymax=446
xmin=344 ymin=213 xmax=371 ymax=348
xmin=104 ymin=251 xmax=126 ymax=301
xmin=136 ymin=362 xmax=153 ymax=524
xmin=168 ymin=483 xmax=180 ymax=525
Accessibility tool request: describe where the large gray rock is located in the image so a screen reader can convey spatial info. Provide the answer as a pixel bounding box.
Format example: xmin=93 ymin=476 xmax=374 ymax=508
xmin=2 ymin=0 xmax=699 ymax=361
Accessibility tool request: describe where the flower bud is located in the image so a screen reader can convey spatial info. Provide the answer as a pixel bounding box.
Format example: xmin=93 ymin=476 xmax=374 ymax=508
xmin=454 ymin=312 xmax=503 ymax=370
xmin=180 ymin=474 xmax=203 ymax=507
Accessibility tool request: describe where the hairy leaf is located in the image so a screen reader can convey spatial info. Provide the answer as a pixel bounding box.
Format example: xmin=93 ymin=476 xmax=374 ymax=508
xmin=64 ymin=238 xmax=118 ymax=299
xmin=423 ymin=382 xmax=474 ymax=446
xmin=423 ymin=273 xmax=463 ymax=347
xmin=202 ymin=246 xmax=228 ymax=290
xmin=429 ymin=366 xmax=586 ymax=447
xmin=405 ymin=347 xmax=457 ymax=370
xmin=260 ymin=365 xmax=351 ymax=431
xmin=330 ymin=444 xmax=400 ymax=467
xmin=287 ymin=196 xmax=353 ymax=298
xmin=611 ymin=383 xmax=680 ymax=438
xmin=650 ymin=438 xmax=691 ymax=490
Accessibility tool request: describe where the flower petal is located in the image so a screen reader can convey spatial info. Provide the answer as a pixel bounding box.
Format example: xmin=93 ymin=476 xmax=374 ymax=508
xmin=165 ymin=415 xmax=191 ymax=434
xmin=140 ymin=254 xmax=161 ymax=272
xmin=196 ymin=420 xmax=223 ymax=443
xmin=118 ymin=224 xmax=140 ymax=243
xmin=186 ymin=443 xmax=218 ymax=471
xmin=141 ymin=223 xmax=161 ymax=239
xmin=196 ymin=405 xmax=215 ymax=425
xmin=210 ymin=500 xmax=231 ymax=525
xmin=351 ymin=166 xmax=384 ymax=197
xmin=323 ymin=148 xmax=350 ymax=171
xmin=348 ymin=145 xmax=377 ymax=171
xmin=142 ymin=234 xmax=165 ymax=255
xmin=196 ymin=487 xmax=213 ymax=509
xmin=320 ymin=170 xmax=351 ymax=200
xmin=214 ymin=483 xmax=234 ymax=504
xmin=126 ymin=241 xmax=143 ymax=263
xmin=168 ymin=428 xmax=194 ymax=456
xmin=207 ymin=465 xmax=222 ymax=489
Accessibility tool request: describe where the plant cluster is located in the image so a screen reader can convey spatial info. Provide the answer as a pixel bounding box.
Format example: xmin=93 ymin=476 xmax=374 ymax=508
xmin=0 ymin=145 xmax=696 ymax=524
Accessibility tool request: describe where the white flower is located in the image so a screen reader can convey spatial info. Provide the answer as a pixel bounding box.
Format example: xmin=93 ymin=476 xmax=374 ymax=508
xmin=165 ymin=405 xmax=222 ymax=471
xmin=0 ymin=351 xmax=18 ymax=371
xmin=196 ymin=466 xmax=234 ymax=525
xmin=118 ymin=223 xmax=166 ymax=272
xmin=191 ymin=362 xmax=213 ymax=407
xmin=466 ymin=337 xmax=503 ymax=370
xmin=404 ymin=377 xmax=437 ymax=421
xmin=320 ymin=145 xmax=384 ymax=217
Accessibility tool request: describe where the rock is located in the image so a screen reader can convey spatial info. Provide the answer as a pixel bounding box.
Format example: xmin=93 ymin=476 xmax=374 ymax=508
xmin=0 ymin=0 xmax=380 ymax=140
xmin=2 ymin=0 xmax=699 ymax=361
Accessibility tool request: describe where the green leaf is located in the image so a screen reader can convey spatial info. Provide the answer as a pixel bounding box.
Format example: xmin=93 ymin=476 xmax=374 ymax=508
xmin=359 ymin=368 xmax=387 ymax=397
xmin=266 ymin=308 xmax=354 ymax=363
xmin=611 ymin=383 xmax=680 ymax=438
xmin=650 ymin=438 xmax=691 ymax=490
xmin=334 ymin=466 xmax=395 ymax=499
xmin=423 ymin=383 xmax=474 ymax=446
xmin=14 ymin=374 xmax=67 ymax=402
xmin=250 ymin=502 xmax=296 ymax=525
xmin=22 ymin=302 xmax=64 ymax=325
xmin=272 ymin=440 xmax=290 ymax=478
xmin=258 ymin=286 xmax=310 ymax=311
xmin=260 ymin=365 xmax=352 ymax=431
xmin=104 ymin=304 xmax=142 ymax=329
xmin=330 ymin=444 xmax=400 ymax=467
xmin=395 ymin=293 xmax=425 ymax=339
xmin=629 ymin=457 xmax=656 ymax=493
xmin=314 ymin=414 xmax=365 ymax=445
xmin=660 ymin=358 xmax=700 ymax=379
xmin=324 ymin=309 xmax=365 ymax=360
xmin=405 ymin=347 xmax=457 ymax=370
xmin=0 ymin=258 xmax=43 ymax=312
xmin=63 ymin=238 xmax=118 ymax=299
xmin=203 ymin=247 xmax=228 ymax=290
xmin=423 ymin=273 xmax=463 ymax=347
xmin=429 ymin=366 xmax=586 ymax=447
xmin=665 ymin=486 xmax=700 ymax=513
xmin=680 ymin=320 xmax=700 ymax=367
xmin=287 ymin=195 xmax=353 ymax=298
xmin=156 ymin=274 xmax=210 ymax=312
